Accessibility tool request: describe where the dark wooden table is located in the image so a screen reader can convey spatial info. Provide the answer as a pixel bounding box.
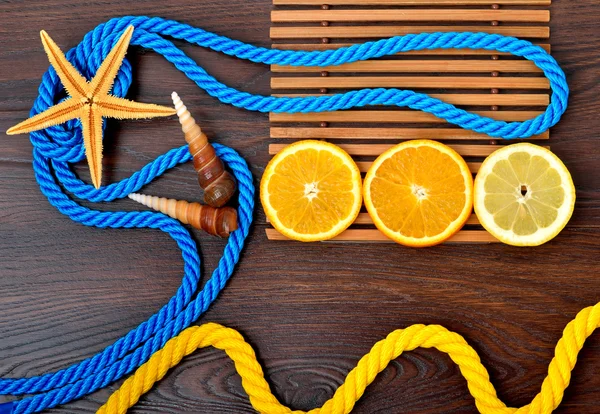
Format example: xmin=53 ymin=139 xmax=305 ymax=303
xmin=0 ymin=1 xmax=598 ymax=413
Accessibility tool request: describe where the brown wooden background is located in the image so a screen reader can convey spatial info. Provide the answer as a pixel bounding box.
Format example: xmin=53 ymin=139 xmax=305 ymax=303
xmin=0 ymin=0 xmax=598 ymax=413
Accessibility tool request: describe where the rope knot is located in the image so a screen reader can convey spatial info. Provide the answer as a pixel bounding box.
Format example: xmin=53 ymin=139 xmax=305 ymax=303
xmin=29 ymin=27 xmax=134 ymax=163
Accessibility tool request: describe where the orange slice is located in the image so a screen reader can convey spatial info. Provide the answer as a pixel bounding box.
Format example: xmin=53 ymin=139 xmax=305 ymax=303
xmin=261 ymin=140 xmax=362 ymax=242
xmin=363 ymin=140 xmax=473 ymax=247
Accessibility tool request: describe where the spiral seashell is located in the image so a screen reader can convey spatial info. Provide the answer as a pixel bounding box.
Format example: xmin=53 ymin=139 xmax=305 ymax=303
xmin=172 ymin=92 xmax=237 ymax=208
xmin=128 ymin=193 xmax=238 ymax=238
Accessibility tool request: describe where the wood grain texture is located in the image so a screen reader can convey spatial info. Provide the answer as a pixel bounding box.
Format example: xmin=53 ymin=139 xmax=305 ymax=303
xmin=271 ymin=60 xmax=543 ymax=73
xmin=271 ymin=9 xmax=550 ymax=23
xmin=269 ymin=127 xmax=549 ymax=140
xmin=271 ymin=76 xmax=551 ymax=89
xmin=0 ymin=1 xmax=599 ymax=413
xmin=270 ymin=26 xmax=551 ymax=39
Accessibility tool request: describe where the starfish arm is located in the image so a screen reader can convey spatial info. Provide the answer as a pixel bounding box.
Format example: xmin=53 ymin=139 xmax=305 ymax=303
xmin=6 ymin=98 xmax=83 ymax=135
xmin=96 ymin=95 xmax=176 ymax=120
xmin=88 ymin=26 xmax=134 ymax=98
xmin=80 ymin=104 xmax=105 ymax=189
xmin=40 ymin=31 xmax=88 ymax=99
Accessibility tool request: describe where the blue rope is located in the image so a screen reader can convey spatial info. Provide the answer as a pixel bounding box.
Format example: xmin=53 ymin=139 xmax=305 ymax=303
xmin=1 ymin=15 xmax=568 ymax=413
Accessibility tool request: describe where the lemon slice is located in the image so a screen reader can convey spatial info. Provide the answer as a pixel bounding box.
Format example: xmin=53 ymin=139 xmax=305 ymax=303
xmin=474 ymin=143 xmax=575 ymax=246
xmin=261 ymin=140 xmax=362 ymax=242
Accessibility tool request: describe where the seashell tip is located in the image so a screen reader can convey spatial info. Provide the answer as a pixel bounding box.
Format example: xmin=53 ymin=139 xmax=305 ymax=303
xmin=128 ymin=192 xmax=237 ymax=237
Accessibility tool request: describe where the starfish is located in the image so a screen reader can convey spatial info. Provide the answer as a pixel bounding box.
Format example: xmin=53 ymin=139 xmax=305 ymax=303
xmin=6 ymin=26 xmax=176 ymax=189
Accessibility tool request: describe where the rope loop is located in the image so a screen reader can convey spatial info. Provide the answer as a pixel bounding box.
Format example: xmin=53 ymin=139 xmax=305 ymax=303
xmin=3 ymin=15 xmax=568 ymax=414
xmin=95 ymin=303 xmax=600 ymax=414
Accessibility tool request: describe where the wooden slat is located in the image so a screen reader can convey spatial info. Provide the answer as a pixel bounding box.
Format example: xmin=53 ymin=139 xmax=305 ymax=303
xmin=268 ymin=143 xmax=547 ymax=157
xmin=272 ymin=93 xmax=549 ymax=106
xmin=270 ymin=110 xmax=543 ymax=123
xmin=266 ymin=228 xmax=499 ymax=243
xmin=271 ymin=76 xmax=550 ymax=89
xmin=353 ymin=212 xmax=480 ymax=225
xmin=272 ymin=43 xmax=551 ymax=55
xmin=274 ymin=0 xmax=550 ymax=5
xmin=270 ymin=26 xmax=550 ymax=39
xmin=270 ymin=127 xmax=549 ymax=140
xmin=272 ymin=10 xmax=549 ymax=23
xmin=272 ymin=60 xmax=541 ymax=73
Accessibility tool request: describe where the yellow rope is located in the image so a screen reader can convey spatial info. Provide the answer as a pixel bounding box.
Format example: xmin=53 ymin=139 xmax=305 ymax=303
xmin=97 ymin=302 xmax=600 ymax=414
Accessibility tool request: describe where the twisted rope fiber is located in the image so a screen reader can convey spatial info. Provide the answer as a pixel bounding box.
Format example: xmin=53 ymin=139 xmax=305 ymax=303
xmin=0 ymin=15 xmax=569 ymax=414
xmin=97 ymin=303 xmax=600 ymax=414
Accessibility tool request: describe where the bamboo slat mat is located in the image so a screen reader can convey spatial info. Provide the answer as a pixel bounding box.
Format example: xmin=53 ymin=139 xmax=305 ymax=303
xmin=267 ymin=0 xmax=551 ymax=243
